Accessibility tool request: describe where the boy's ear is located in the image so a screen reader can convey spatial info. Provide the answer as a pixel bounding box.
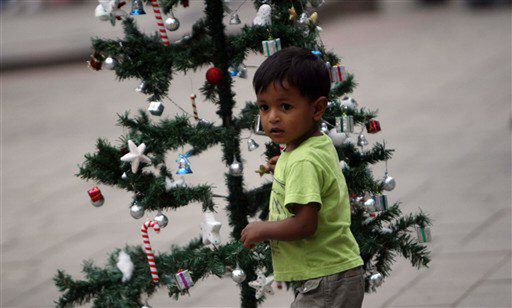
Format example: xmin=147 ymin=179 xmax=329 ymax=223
xmin=312 ymin=96 xmax=328 ymax=121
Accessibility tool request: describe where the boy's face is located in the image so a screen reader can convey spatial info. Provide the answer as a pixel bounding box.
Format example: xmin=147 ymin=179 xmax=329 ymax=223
xmin=256 ymin=80 xmax=327 ymax=150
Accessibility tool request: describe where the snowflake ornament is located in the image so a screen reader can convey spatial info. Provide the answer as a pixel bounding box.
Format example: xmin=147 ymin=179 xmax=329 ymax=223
xmin=248 ymin=269 xmax=274 ymax=299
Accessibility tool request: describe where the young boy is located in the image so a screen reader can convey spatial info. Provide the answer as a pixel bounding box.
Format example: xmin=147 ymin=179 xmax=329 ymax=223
xmin=241 ymin=47 xmax=365 ymax=308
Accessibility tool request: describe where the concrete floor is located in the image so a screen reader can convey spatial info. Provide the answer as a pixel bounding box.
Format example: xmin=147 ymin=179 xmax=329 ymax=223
xmin=1 ymin=1 xmax=511 ymax=307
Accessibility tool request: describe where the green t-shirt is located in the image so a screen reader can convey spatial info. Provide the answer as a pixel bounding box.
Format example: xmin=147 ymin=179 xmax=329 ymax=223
xmin=268 ymin=134 xmax=363 ymax=282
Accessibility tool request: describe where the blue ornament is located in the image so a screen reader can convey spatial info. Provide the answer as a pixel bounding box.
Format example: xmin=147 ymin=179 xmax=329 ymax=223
xmin=311 ymin=50 xmax=322 ymax=59
xmin=229 ymin=67 xmax=239 ymax=77
xmin=130 ymin=0 xmax=146 ymax=15
xmin=176 ymin=152 xmax=193 ymax=174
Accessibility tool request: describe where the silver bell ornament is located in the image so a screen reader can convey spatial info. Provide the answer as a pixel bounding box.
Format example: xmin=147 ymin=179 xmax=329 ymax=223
xmin=229 ymin=12 xmax=241 ymax=25
xmin=121 ymin=172 xmax=128 ymax=180
xmin=254 ymin=115 xmax=266 ymax=135
xmin=165 ymin=12 xmax=180 ymax=31
xmin=247 ymin=138 xmax=259 ymax=151
xmin=154 ymin=211 xmax=169 ymax=228
xmin=320 ymin=122 xmax=329 ymax=135
xmin=237 ymin=64 xmax=248 ymax=79
xmin=130 ymin=201 xmax=145 ymax=219
xmin=103 ymin=57 xmax=117 ymax=70
xmin=382 ymin=173 xmax=396 ymax=191
xmin=135 ymin=81 xmax=145 ymax=93
xmin=231 ymin=264 xmax=247 ymax=284
xmin=229 ymin=158 xmax=243 ymax=176
xmin=357 ymin=133 xmax=369 ymax=147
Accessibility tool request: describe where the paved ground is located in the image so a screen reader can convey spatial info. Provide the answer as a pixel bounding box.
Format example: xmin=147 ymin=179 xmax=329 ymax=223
xmin=1 ymin=1 xmax=511 ymax=307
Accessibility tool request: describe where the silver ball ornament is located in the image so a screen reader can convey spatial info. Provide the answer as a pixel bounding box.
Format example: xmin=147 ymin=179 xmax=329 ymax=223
xmin=130 ymin=202 xmax=145 ymax=219
xmin=364 ymin=198 xmax=376 ymax=212
xmin=104 ymin=57 xmax=116 ymax=70
xmin=340 ymin=96 xmax=358 ymax=110
xmin=165 ymin=17 xmax=180 ymax=31
xmin=154 ymin=211 xmax=169 ymax=228
xmin=231 ymin=266 xmax=246 ymax=284
xmin=352 ymin=196 xmax=364 ymax=206
xmin=382 ymin=174 xmax=396 ymax=191
xmin=229 ymin=158 xmax=243 ymax=176
xmin=369 ymin=272 xmax=384 ymax=289
xmin=339 ymin=160 xmax=349 ymax=170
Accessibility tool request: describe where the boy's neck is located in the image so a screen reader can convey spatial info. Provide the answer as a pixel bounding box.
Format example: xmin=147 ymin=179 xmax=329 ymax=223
xmin=285 ymin=127 xmax=322 ymax=152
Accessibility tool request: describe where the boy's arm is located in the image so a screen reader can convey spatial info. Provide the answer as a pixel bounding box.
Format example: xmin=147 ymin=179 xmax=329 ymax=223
xmin=241 ymin=203 xmax=318 ymax=248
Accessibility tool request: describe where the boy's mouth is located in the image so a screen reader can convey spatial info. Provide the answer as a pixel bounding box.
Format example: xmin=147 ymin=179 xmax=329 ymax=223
xmin=269 ymin=128 xmax=285 ymax=137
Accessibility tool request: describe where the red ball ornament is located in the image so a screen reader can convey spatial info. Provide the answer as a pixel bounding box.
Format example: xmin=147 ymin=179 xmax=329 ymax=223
xmin=206 ymin=67 xmax=223 ymax=85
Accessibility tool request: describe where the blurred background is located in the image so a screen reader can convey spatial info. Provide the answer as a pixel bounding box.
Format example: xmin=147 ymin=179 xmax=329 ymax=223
xmin=2 ymin=0 xmax=511 ymax=307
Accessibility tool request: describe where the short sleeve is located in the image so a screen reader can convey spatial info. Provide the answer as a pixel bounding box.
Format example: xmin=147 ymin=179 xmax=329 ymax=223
xmin=284 ymin=160 xmax=323 ymax=211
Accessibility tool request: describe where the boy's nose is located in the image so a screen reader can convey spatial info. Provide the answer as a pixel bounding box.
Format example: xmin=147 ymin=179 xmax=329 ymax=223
xmin=269 ymin=110 xmax=280 ymax=123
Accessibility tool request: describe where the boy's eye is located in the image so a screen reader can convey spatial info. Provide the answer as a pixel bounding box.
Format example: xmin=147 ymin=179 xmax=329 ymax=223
xmin=281 ymin=103 xmax=292 ymax=111
xmin=259 ymin=104 xmax=269 ymax=111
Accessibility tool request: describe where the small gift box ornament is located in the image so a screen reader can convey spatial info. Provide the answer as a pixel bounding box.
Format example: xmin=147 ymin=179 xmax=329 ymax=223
xmin=366 ymin=119 xmax=381 ymax=134
xmin=147 ymin=101 xmax=164 ymax=116
xmin=374 ymin=194 xmax=388 ymax=211
xmin=174 ymin=269 xmax=194 ymax=290
xmin=254 ymin=114 xmax=266 ymax=135
xmin=87 ymin=53 xmax=103 ymax=71
xmin=88 ymin=186 xmax=105 ymax=207
xmin=335 ymin=115 xmax=354 ymax=133
xmin=330 ymin=64 xmax=347 ymax=83
xmin=262 ymin=38 xmax=281 ymax=57
xmin=416 ymin=226 xmax=432 ymax=243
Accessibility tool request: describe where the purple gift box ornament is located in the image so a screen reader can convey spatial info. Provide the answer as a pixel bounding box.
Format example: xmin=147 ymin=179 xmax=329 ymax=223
xmin=174 ymin=269 xmax=194 ymax=290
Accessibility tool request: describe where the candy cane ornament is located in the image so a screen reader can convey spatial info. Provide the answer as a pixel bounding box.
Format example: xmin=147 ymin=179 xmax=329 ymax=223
xmin=150 ymin=0 xmax=170 ymax=46
xmin=141 ymin=220 xmax=161 ymax=283
xmin=190 ymin=94 xmax=199 ymax=121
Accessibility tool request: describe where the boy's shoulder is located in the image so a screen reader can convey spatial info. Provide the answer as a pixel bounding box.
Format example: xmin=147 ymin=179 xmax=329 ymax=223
xmin=287 ymin=134 xmax=334 ymax=163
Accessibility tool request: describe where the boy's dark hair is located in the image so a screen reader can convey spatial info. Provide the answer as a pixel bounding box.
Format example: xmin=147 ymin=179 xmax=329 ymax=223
xmin=253 ymin=46 xmax=331 ymax=101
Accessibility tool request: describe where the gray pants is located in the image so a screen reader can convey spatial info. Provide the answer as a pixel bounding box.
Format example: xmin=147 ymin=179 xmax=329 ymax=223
xmin=291 ymin=266 xmax=365 ymax=308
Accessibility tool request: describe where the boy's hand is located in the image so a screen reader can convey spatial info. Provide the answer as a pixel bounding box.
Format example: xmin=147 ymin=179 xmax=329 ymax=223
xmin=264 ymin=155 xmax=280 ymax=174
xmin=241 ymin=221 xmax=268 ymax=249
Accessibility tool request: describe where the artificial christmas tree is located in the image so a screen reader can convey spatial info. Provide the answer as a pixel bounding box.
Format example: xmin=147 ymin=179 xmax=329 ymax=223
xmin=55 ymin=1 xmax=432 ymax=307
